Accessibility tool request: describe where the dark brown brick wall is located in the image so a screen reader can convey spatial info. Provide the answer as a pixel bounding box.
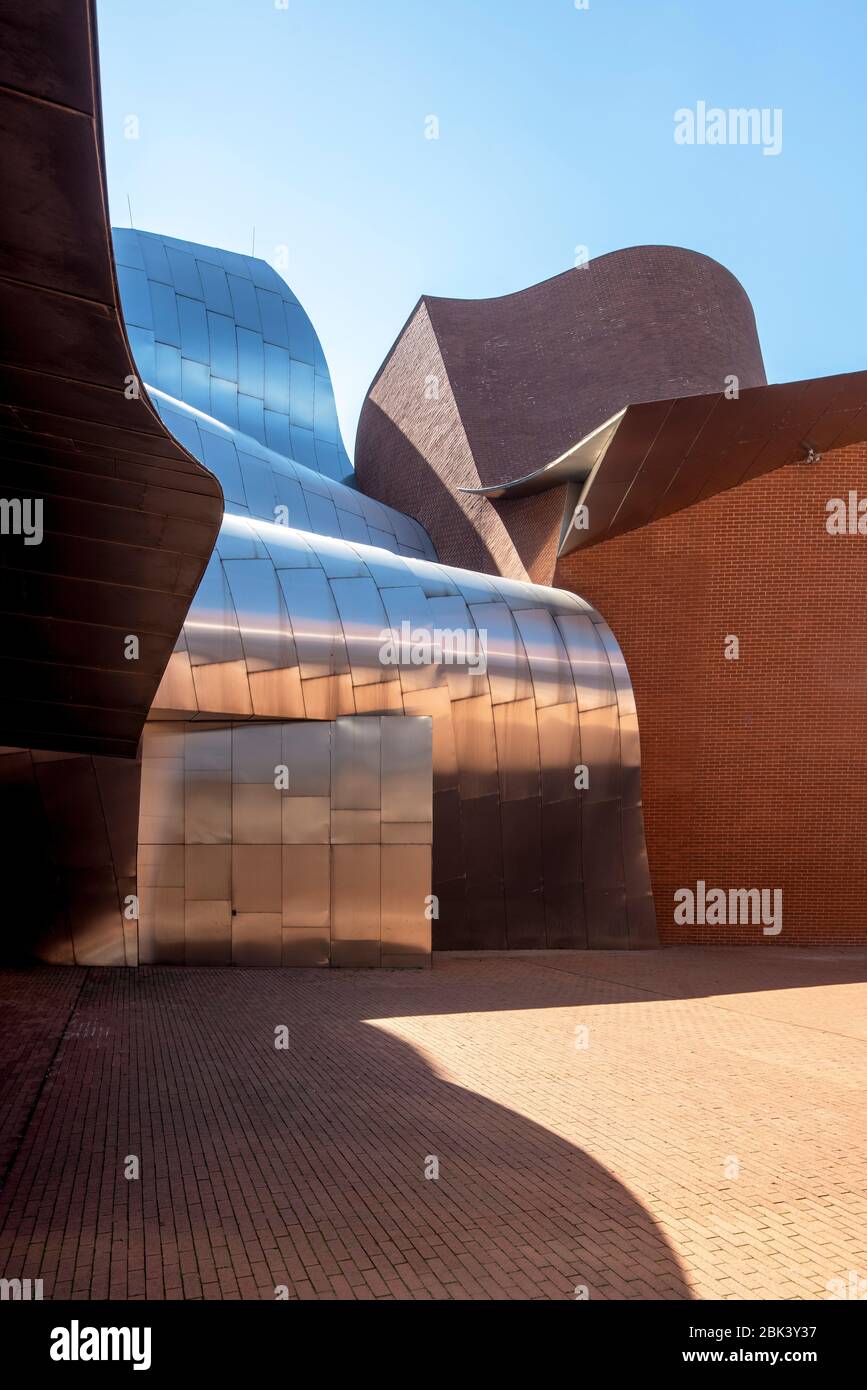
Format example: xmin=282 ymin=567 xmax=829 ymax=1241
xmin=555 ymin=444 xmax=867 ymax=947
xmin=356 ymin=245 xmax=766 ymax=584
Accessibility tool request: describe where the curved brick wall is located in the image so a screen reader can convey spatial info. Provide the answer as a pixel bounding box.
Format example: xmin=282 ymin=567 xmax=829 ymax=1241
xmin=356 ymin=246 xmax=766 ymax=584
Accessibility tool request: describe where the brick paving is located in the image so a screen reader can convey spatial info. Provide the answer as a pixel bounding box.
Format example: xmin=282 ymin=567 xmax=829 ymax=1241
xmin=0 ymin=948 xmax=864 ymax=1301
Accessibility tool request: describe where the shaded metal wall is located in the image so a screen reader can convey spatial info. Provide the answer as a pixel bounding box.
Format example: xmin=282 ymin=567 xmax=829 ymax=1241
xmin=138 ymin=716 xmax=432 ymax=967
xmin=0 ymin=746 xmax=139 ymax=964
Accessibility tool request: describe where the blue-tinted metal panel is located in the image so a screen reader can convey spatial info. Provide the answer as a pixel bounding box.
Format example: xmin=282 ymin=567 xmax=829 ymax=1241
xmin=138 ymin=233 xmax=172 ymax=283
xmin=313 ymin=376 xmax=338 ymax=444
xmin=198 ymin=260 xmax=233 ymax=315
xmin=150 ymin=280 xmax=181 ymax=346
xmin=177 ymin=295 xmax=209 ymax=364
xmin=264 ymin=409 xmax=291 ymax=457
xmin=181 ymin=358 xmax=210 ymax=413
xmin=207 ymin=312 xmax=237 ymax=381
xmin=289 ymin=425 xmax=318 ymax=471
xmin=278 ymin=568 xmax=347 ymax=678
xmin=227 ymin=273 xmax=261 ymax=331
xmin=165 ymin=246 xmax=203 ymax=299
xmin=305 ymin=492 xmax=340 ymax=538
xmin=330 ymin=576 xmax=395 ymax=686
xmin=185 ymin=556 xmax=244 ymax=666
xmin=257 ymin=289 xmax=289 ymax=346
xmin=289 ymin=359 xmax=315 ymax=432
xmin=238 ymin=455 xmax=277 ymax=519
xmin=223 ymin=559 xmax=296 ymax=672
xmin=151 ymin=399 xmax=200 ymax=460
xmin=127 ymin=326 xmax=155 ymax=384
xmin=210 ymin=378 xmax=239 ymax=430
xmin=284 ymin=301 xmax=315 ymax=363
xmin=117 ymin=265 xmax=152 ymax=329
xmin=264 ymin=343 xmax=291 ymax=414
xmin=199 ymin=429 xmax=246 ymax=507
xmin=236 ymin=392 xmax=265 ymax=443
xmin=237 ymin=328 xmax=264 ymax=398
xmin=154 ymin=342 xmax=182 ymax=397
xmin=271 ymin=474 xmax=311 ymax=531
xmin=112 ymin=228 xmax=145 ymax=270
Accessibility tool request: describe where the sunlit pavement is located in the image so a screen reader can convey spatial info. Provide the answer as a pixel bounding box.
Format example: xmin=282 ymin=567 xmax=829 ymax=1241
xmin=0 ymin=948 xmax=864 ymax=1300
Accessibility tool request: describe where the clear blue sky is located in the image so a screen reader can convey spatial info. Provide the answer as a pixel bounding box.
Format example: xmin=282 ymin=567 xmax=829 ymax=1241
xmin=97 ymin=0 xmax=867 ymax=457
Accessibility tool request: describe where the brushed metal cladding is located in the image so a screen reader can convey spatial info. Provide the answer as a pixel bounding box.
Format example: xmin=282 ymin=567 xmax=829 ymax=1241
xmin=136 ymin=716 xmax=432 ymax=965
xmin=380 ymin=717 xmax=433 ymax=824
xmin=332 ymin=716 xmax=381 ymax=810
xmin=0 ymin=19 xmax=223 ymax=760
xmin=147 ymin=514 xmax=656 ymax=950
xmin=112 ymin=229 xmax=437 ymax=565
xmin=107 ymin=225 xmax=654 ymax=956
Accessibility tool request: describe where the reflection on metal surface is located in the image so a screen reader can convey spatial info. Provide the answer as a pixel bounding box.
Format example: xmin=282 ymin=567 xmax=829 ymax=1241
xmin=9 ymin=182 xmax=656 ymax=964
xmin=138 ymin=717 xmax=433 ymax=966
xmin=148 ymin=510 xmax=657 ymax=951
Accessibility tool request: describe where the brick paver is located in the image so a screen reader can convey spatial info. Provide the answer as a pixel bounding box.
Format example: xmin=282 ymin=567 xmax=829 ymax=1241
xmin=0 ymin=948 xmax=864 ymax=1300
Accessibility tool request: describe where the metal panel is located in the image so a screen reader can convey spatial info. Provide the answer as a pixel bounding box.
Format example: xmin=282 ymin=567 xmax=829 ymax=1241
xmin=152 ymin=885 xmax=185 ymax=964
xmin=231 ymin=845 xmax=281 ymax=912
xmin=232 ymin=913 xmax=282 ymax=966
xmin=451 ymin=694 xmax=499 ymax=800
xmin=278 ymin=568 xmax=348 ymax=679
xmin=231 ymin=721 xmax=282 ymax=783
xmin=281 ymin=720 xmax=331 ymax=794
xmin=536 ymin=702 xmax=581 ymax=804
xmin=223 ymin=558 xmax=296 ymax=672
xmin=380 ymin=716 xmax=432 ymax=824
xmin=185 ymin=771 xmax=231 ymax=844
xmin=184 ymin=723 xmax=231 ymax=771
xmin=579 ymin=703 xmax=622 ymax=805
xmin=513 ymin=608 xmax=575 ymax=708
xmin=492 ymin=698 xmax=540 ymax=801
xmin=332 ymin=716 xmax=381 ymax=810
xmin=331 ymin=809 xmax=380 ymax=843
xmin=190 ymin=660 xmax=253 ymax=716
xmin=138 ymin=843 xmax=184 ymax=886
xmin=185 ymin=556 xmax=244 ymax=667
xmin=184 ymin=844 xmax=231 ymax=899
xmin=282 ymin=845 xmax=329 ymax=927
xmin=380 ymin=845 xmax=431 ymax=956
xmin=281 ymin=796 xmax=330 ymax=844
xmin=468 ymin=600 xmax=533 ymax=704
xmin=282 ymin=927 xmax=330 ymax=967
xmin=381 ymin=822 xmax=433 ymax=844
xmin=248 ymin=666 xmax=305 ymax=718
xmin=112 ymin=228 xmax=658 ymax=962
xmin=555 ymin=613 xmax=617 ymax=710
xmin=330 ymin=576 xmax=396 ymax=687
xmin=501 ymin=797 xmax=545 ymax=948
xmin=331 ymin=844 xmax=380 ymax=939
xmin=184 ymin=899 xmax=231 ymax=964
xmin=595 ymin=620 xmax=638 ymax=717
xmin=138 ymin=757 xmax=184 ymax=843
xmin=232 ymin=783 xmax=282 ymax=843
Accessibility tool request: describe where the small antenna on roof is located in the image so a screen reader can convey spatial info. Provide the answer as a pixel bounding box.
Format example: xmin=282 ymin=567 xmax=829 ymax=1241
xmin=251 ymin=226 xmax=256 ymax=257
xmin=127 ymin=194 xmax=133 ymax=229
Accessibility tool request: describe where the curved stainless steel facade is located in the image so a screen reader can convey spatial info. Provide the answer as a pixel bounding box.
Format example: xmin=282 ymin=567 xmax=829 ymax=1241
xmin=9 ymin=221 xmax=655 ymax=964
xmin=107 ymin=228 xmax=656 ymax=955
xmin=152 ymin=512 xmax=656 ymax=951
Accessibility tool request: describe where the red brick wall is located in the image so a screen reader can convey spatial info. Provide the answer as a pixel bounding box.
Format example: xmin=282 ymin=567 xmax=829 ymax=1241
xmin=555 ymin=444 xmax=867 ymax=946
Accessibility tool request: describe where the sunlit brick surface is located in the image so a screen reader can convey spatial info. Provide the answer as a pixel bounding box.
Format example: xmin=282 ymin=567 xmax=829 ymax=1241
xmin=556 ymin=444 xmax=867 ymax=947
xmin=1 ymin=950 xmax=864 ymax=1300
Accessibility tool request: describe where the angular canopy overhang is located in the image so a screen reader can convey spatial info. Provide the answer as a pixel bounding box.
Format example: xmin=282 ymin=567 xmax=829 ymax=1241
xmin=461 ymin=369 xmax=867 ymax=556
